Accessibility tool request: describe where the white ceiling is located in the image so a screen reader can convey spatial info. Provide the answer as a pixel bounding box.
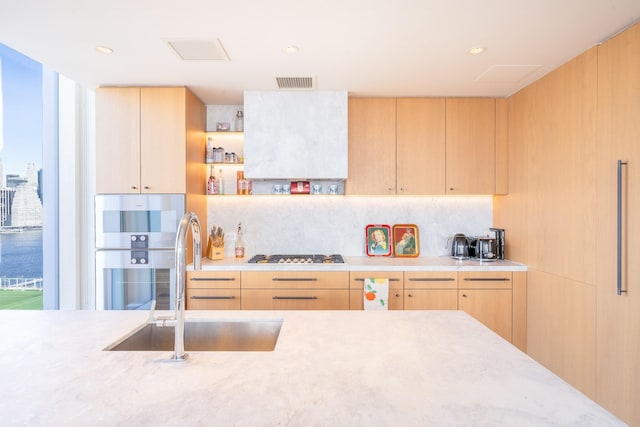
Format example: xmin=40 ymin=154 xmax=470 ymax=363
xmin=1 ymin=0 xmax=639 ymax=105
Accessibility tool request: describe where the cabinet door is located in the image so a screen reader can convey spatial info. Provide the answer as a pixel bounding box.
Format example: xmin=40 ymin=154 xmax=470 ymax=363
xmin=405 ymin=289 xmax=458 ymax=310
xmin=396 ymin=98 xmax=446 ymax=194
xmin=95 ymin=88 xmax=141 ymax=194
xmin=140 ymin=88 xmax=187 ymax=193
xmin=596 ymin=22 xmax=640 ymax=426
xmin=459 ymin=289 xmax=512 ymax=342
xmin=349 ymin=271 xmax=403 ymax=310
xmin=346 ymin=98 xmax=397 ymax=195
xmin=445 ymin=98 xmax=496 ymax=194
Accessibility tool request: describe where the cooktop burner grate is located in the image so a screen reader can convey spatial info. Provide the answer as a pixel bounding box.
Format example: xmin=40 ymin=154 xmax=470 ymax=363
xmin=247 ymin=254 xmax=345 ymax=264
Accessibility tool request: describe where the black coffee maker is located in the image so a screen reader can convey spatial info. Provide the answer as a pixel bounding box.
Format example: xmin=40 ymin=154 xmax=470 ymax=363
xmin=489 ymin=227 xmax=506 ymax=260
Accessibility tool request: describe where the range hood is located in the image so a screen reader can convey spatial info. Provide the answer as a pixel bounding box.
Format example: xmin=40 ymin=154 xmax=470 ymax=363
xmin=243 ymin=91 xmax=348 ymax=180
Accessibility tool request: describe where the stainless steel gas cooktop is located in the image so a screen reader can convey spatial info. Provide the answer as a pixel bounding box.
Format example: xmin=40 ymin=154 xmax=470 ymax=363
xmin=247 ymin=254 xmax=345 ymax=264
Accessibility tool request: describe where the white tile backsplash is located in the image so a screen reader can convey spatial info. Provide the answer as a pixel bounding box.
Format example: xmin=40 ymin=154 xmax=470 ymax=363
xmin=206 ymin=196 xmax=494 ymax=257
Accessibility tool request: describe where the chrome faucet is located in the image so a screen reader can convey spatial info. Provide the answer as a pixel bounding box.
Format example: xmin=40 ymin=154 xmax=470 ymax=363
xmin=149 ymin=212 xmax=201 ymax=361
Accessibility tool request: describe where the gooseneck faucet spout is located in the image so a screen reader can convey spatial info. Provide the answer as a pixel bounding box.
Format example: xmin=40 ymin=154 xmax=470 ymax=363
xmin=173 ymin=212 xmax=202 ymax=360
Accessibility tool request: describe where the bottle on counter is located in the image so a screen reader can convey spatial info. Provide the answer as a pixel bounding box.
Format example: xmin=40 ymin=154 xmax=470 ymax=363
xmin=206 ymin=166 xmax=217 ymax=195
xmin=235 ymin=222 xmax=245 ymax=258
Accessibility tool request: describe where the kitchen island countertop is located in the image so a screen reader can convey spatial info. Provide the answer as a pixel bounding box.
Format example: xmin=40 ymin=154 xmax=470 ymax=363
xmin=0 ymin=309 xmax=620 ymax=426
xmin=196 ymin=256 xmax=527 ymax=272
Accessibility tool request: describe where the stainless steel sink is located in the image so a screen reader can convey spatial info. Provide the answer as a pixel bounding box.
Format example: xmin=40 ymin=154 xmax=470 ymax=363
xmin=105 ymin=319 xmax=283 ymax=351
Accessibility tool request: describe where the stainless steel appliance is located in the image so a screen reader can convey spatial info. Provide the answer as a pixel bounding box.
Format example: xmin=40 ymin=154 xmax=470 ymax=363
xmin=97 ymin=249 xmax=175 ymax=310
xmin=490 ymin=227 xmax=505 ymax=260
xmin=474 ymin=237 xmax=498 ymax=261
xmin=95 ymin=194 xmax=184 ymax=249
xmin=450 ymin=234 xmax=469 ymax=259
xmin=95 ymin=194 xmax=185 ymax=310
xmin=247 ymin=254 xmax=345 ymax=264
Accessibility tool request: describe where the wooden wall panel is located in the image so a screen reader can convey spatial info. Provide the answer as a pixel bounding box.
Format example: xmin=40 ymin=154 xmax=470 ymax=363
xmin=495 ymin=48 xmax=598 ymax=398
xmin=526 ymin=270 xmax=596 ymax=398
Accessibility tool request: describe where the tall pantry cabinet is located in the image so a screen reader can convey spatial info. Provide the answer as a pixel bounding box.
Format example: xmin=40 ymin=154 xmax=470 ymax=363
xmin=596 ymin=23 xmax=640 ymax=426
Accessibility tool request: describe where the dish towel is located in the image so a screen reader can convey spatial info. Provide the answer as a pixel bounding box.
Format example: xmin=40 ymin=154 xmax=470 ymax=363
xmin=363 ymin=278 xmax=389 ymax=310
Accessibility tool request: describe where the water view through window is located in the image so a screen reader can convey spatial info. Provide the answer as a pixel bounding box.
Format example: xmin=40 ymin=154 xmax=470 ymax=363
xmin=0 ymin=43 xmax=44 ymax=309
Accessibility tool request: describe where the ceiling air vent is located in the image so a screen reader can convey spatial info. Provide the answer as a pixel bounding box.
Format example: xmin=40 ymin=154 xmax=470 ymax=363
xmin=275 ymin=76 xmax=315 ymax=90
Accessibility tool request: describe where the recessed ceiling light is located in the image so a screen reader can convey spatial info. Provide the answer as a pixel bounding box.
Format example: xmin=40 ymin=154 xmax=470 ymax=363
xmin=282 ymin=45 xmax=299 ymax=54
xmin=468 ymin=47 xmax=486 ymax=55
xmin=95 ymin=46 xmax=114 ymax=54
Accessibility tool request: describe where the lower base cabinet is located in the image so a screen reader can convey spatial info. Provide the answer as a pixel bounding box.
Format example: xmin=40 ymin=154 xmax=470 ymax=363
xmin=187 ymin=268 xmax=526 ymax=350
xmin=186 ymin=271 xmax=241 ymax=310
xmin=404 ymin=271 xmax=458 ymax=310
xmin=458 ymin=271 xmax=513 ymax=342
xmin=349 ymin=271 xmax=404 ymax=310
xmin=241 ymin=271 xmax=350 ymax=310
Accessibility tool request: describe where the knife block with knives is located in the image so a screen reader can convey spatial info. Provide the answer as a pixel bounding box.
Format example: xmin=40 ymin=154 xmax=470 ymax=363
xmin=207 ymin=226 xmax=225 ymax=260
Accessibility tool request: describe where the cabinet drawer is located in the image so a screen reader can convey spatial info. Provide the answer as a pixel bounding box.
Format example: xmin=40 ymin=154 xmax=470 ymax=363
xmin=458 ymin=271 xmax=512 ymax=289
xmin=242 ymin=271 xmax=349 ymax=289
xmin=186 ymin=289 xmax=241 ymax=310
xmin=404 ymin=289 xmax=458 ymax=310
xmin=349 ymin=272 xmax=403 ymax=289
xmin=404 ymin=271 xmax=457 ymax=289
xmin=241 ymin=289 xmax=349 ymax=310
xmin=187 ymin=271 xmax=241 ymax=289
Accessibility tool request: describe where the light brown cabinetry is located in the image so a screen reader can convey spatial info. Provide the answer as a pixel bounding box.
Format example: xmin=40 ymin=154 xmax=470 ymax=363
xmin=346 ymin=98 xmax=397 ymax=195
xmin=186 ymin=271 xmax=240 ymax=310
xmin=403 ymin=271 xmax=457 ymax=310
xmin=241 ymin=271 xmax=349 ymax=310
xmin=445 ymin=98 xmax=496 ymax=194
xmin=396 ymin=98 xmax=446 ymax=194
xmin=595 ymin=22 xmax=640 ymax=426
xmin=96 ymin=87 xmax=205 ymax=194
xmin=458 ymin=271 xmax=512 ymax=342
xmin=494 ymin=47 xmax=598 ymax=396
xmin=347 ymin=97 xmax=501 ymax=195
xmin=349 ymin=271 xmax=404 ymax=310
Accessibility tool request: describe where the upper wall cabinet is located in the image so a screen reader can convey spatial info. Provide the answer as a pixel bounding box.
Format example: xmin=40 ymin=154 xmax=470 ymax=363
xmin=243 ymin=91 xmax=348 ymax=180
xmin=397 ymin=98 xmax=446 ymax=195
xmin=96 ymin=87 xmax=205 ymax=194
xmin=346 ymin=98 xmax=397 ymax=194
xmin=347 ymin=97 xmax=504 ymax=195
xmin=445 ymin=98 xmax=496 ymax=194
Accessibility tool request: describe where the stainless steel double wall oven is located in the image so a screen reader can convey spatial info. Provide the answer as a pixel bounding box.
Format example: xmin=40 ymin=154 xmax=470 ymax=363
xmin=95 ymin=194 xmax=184 ymax=310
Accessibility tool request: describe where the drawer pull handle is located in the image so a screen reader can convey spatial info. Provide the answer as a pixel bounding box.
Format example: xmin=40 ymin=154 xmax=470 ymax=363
xmin=272 ymin=296 xmax=318 ymax=300
xmin=463 ymin=278 xmax=510 ymax=282
xmin=409 ymin=278 xmax=455 ymax=282
xmin=272 ymin=278 xmax=318 ymax=282
xmin=190 ymin=277 xmax=236 ymax=282
xmin=354 ymin=278 xmax=400 ymax=282
xmin=462 ymin=294 xmax=468 ymax=298
xmin=190 ymin=296 xmax=236 ymax=300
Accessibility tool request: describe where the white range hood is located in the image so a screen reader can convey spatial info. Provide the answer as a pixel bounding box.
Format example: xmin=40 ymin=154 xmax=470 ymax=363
xmin=243 ymin=91 xmax=348 ymax=180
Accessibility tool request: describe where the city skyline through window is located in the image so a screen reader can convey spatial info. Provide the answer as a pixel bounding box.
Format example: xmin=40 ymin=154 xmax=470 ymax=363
xmin=0 ymin=43 xmax=44 ymax=309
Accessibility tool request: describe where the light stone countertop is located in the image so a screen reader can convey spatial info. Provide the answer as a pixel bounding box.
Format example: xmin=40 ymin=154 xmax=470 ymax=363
xmin=0 ymin=309 xmax=620 ymax=426
xmin=197 ymin=256 xmax=527 ymax=272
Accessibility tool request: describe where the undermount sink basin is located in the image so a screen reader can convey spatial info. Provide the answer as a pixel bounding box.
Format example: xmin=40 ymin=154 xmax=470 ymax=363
xmin=105 ymin=319 xmax=283 ymax=352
